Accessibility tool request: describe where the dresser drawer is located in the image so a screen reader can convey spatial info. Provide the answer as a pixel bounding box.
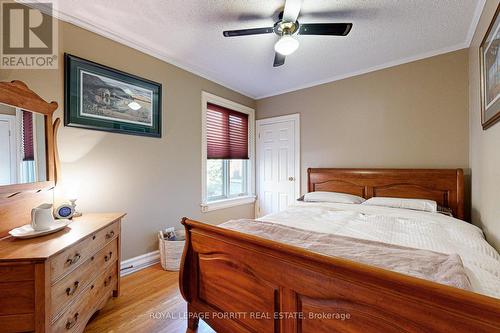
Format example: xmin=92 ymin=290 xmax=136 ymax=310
xmin=51 ymin=239 xmax=118 ymax=320
xmin=50 ymin=221 xmax=119 ymax=282
xmin=51 ymin=264 xmax=117 ymax=333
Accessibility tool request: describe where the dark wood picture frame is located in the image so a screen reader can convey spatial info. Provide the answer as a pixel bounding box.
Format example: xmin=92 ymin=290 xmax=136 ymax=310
xmin=480 ymin=4 xmax=500 ymax=130
xmin=64 ymin=54 xmax=162 ymax=137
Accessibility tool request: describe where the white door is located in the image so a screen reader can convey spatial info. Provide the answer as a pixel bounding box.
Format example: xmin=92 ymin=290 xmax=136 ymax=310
xmin=0 ymin=115 xmax=17 ymax=185
xmin=256 ymin=114 xmax=300 ymax=217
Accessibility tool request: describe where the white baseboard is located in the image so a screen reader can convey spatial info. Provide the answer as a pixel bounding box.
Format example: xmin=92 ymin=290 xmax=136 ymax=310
xmin=120 ymin=250 xmax=160 ymax=277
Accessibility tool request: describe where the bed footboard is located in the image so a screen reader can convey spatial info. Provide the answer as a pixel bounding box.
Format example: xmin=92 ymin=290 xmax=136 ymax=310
xmin=179 ymin=218 xmax=500 ymax=333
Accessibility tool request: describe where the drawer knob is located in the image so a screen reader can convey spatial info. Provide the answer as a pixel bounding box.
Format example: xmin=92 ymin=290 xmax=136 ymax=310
xmin=104 ymin=251 xmax=113 ymax=262
xmin=105 ymin=230 xmax=115 ymax=239
xmin=66 ymin=253 xmax=81 ymax=266
xmin=104 ymin=275 xmax=112 ymax=287
xmin=65 ymin=281 xmax=79 ymax=296
xmin=65 ymin=312 xmax=79 ymax=330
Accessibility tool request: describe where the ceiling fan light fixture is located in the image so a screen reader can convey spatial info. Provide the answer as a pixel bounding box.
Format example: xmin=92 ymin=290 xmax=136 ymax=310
xmin=274 ymin=35 xmax=299 ymax=56
xmin=222 ymin=0 xmax=353 ymax=67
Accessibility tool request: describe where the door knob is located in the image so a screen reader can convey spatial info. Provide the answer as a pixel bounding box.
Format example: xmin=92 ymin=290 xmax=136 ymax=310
xmin=288 ymin=177 xmax=295 ymax=181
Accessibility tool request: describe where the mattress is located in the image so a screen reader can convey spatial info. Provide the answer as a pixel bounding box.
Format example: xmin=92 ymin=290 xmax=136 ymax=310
xmin=257 ymin=201 xmax=500 ymax=299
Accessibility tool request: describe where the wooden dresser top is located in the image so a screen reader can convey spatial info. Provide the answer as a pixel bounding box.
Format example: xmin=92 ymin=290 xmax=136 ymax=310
xmin=0 ymin=213 xmax=125 ymax=261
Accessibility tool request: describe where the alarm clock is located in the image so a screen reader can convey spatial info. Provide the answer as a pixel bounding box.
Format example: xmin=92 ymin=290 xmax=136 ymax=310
xmin=54 ymin=202 xmax=75 ymax=219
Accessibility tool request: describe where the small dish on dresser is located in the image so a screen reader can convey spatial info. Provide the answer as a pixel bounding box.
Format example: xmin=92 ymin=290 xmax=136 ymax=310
xmin=9 ymin=219 xmax=71 ymax=239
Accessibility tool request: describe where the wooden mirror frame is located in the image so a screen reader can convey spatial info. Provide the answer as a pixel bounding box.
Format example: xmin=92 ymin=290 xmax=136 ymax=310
xmin=0 ymin=80 xmax=61 ymax=238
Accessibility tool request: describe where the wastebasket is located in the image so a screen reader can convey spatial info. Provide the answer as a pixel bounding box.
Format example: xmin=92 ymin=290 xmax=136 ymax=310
xmin=158 ymin=229 xmax=185 ymax=271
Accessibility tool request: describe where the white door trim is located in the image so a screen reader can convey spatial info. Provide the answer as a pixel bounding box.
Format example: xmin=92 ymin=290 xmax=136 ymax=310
xmin=256 ymin=113 xmax=300 ymax=217
xmin=0 ymin=114 xmax=18 ymax=184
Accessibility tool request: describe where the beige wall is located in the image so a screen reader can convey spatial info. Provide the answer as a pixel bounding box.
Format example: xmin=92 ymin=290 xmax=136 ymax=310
xmin=0 ymin=12 xmax=484 ymax=258
xmin=469 ymin=0 xmax=500 ymax=251
xmin=0 ymin=21 xmax=256 ymax=260
xmin=0 ymin=103 xmax=16 ymax=116
xmin=257 ymin=49 xmax=470 ymax=196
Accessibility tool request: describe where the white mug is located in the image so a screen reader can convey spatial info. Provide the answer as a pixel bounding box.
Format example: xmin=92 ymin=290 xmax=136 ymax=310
xmin=31 ymin=203 xmax=55 ymax=231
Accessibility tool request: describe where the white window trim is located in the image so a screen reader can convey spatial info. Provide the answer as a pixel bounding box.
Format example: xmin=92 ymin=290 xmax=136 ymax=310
xmin=201 ymin=91 xmax=255 ymax=212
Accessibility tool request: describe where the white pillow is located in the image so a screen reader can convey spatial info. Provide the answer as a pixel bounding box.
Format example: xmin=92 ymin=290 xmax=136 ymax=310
xmin=362 ymin=197 xmax=437 ymax=213
xmin=303 ymin=191 xmax=365 ymax=204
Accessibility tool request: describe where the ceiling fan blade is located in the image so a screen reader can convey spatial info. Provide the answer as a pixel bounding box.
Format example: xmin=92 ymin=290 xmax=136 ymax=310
xmin=283 ymin=0 xmax=302 ymax=22
xmin=223 ymin=27 xmax=274 ymax=37
xmin=298 ymin=23 xmax=353 ymax=36
xmin=273 ymin=53 xmax=286 ymax=67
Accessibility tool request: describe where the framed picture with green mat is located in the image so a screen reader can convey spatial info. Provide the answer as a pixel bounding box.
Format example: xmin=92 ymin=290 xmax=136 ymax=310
xmin=65 ymin=54 xmax=162 ymax=137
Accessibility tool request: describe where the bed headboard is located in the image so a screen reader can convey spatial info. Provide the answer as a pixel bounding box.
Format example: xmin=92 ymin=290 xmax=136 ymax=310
xmin=307 ymin=168 xmax=465 ymax=220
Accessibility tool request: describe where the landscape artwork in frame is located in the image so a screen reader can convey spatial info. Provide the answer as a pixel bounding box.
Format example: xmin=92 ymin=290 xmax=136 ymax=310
xmin=480 ymin=5 xmax=500 ymax=130
xmin=65 ymin=54 xmax=162 ymax=137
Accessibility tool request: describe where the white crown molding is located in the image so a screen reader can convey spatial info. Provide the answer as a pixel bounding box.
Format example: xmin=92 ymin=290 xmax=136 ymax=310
xmin=256 ymin=43 xmax=469 ymax=99
xmin=466 ymin=0 xmax=487 ymax=46
xmin=120 ymin=250 xmax=160 ymax=277
xmin=20 ymin=0 xmax=257 ymax=99
xmin=22 ymin=0 xmax=480 ymax=101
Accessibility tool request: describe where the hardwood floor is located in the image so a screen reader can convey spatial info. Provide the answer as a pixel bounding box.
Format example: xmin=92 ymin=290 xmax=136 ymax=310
xmin=84 ymin=264 xmax=215 ymax=333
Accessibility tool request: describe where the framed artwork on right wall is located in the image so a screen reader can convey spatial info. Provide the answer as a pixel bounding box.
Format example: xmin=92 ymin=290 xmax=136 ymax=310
xmin=480 ymin=5 xmax=500 ymax=130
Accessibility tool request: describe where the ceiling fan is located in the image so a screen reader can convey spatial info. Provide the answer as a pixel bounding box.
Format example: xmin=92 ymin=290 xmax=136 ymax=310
xmin=222 ymin=0 xmax=353 ymax=67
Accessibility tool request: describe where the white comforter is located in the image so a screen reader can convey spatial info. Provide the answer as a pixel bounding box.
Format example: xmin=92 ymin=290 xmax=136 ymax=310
xmin=258 ymin=202 xmax=500 ymax=299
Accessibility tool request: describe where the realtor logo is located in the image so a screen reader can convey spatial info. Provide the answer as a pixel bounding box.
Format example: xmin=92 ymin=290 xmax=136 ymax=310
xmin=1 ymin=1 xmax=57 ymax=69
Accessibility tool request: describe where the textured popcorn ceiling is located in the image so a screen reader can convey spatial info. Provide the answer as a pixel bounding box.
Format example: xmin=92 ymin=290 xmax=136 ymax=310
xmin=33 ymin=0 xmax=484 ymax=98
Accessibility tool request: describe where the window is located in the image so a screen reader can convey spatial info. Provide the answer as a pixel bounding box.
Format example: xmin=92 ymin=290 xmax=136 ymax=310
xmin=202 ymin=92 xmax=255 ymax=212
xmin=207 ymin=159 xmax=248 ymax=201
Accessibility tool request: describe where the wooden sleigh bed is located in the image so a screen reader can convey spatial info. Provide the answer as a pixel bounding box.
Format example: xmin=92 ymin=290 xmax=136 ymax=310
xmin=180 ymin=168 xmax=500 ymax=333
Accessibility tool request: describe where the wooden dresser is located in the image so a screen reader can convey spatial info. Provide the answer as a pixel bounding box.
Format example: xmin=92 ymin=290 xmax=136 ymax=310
xmin=0 ymin=213 xmax=125 ymax=333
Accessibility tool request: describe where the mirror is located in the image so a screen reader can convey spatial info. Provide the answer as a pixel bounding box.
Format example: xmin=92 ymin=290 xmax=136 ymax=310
xmin=0 ymin=102 xmax=47 ymax=185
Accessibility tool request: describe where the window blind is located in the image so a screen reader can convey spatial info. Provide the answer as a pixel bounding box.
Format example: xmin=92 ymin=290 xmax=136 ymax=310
xmin=207 ymin=103 xmax=249 ymax=159
xmin=22 ymin=110 xmax=34 ymax=161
